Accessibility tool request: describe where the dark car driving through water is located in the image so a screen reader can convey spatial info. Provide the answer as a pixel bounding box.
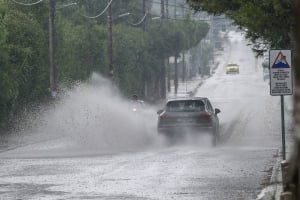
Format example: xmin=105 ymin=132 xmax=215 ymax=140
xmin=157 ymin=97 xmax=221 ymax=146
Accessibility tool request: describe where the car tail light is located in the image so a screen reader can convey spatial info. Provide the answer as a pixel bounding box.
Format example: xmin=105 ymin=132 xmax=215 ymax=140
xmin=198 ymin=113 xmax=211 ymax=117
xmin=197 ymin=113 xmax=212 ymax=123
xmin=159 ymin=112 xmax=170 ymax=119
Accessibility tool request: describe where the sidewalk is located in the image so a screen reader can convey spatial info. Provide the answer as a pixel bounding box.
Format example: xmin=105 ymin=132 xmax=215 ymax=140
xmin=166 ymin=75 xmax=207 ymax=99
xmin=274 ymin=95 xmax=294 ymax=200
xmin=166 ymin=48 xmax=228 ymax=99
xmin=258 ymin=96 xmax=294 ymax=200
xmin=268 ymin=145 xmax=294 ymax=200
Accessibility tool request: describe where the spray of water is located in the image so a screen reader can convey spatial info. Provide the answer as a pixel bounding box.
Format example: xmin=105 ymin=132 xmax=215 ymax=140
xmin=4 ymin=73 xmax=165 ymax=157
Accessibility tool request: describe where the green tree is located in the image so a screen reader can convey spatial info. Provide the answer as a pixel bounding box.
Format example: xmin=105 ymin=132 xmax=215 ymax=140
xmin=0 ymin=1 xmax=13 ymax=125
xmin=187 ymin=0 xmax=295 ymax=54
xmin=113 ymin=24 xmax=150 ymax=97
xmin=0 ymin=0 xmax=211 ymax=128
xmin=146 ymin=19 xmax=208 ymax=96
xmin=0 ymin=4 xmax=48 ymax=127
xmin=56 ymin=18 xmax=108 ymax=83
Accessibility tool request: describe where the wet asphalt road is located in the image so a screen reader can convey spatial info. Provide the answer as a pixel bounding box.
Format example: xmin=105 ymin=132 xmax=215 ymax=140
xmin=0 ymin=31 xmax=291 ymax=200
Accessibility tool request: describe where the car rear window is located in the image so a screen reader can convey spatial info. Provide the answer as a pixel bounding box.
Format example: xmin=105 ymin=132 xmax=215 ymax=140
xmin=166 ymin=100 xmax=205 ymax=112
xmin=227 ymin=64 xmax=237 ymax=67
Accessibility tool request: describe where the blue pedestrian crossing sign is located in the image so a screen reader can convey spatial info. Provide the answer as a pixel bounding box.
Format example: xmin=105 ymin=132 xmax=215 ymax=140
xmin=270 ymin=50 xmax=293 ymax=96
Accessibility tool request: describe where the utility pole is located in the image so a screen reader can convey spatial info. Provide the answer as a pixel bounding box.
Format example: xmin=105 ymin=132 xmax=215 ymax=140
xmin=108 ymin=0 xmax=113 ymax=77
xmin=161 ymin=0 xmax=165 ymax=18
xmin=174 ymin=0 xmax=176 ymax=19
xmin=143 ymin=0 xmax=146 ymax=14
xmin=174 ymin=54 xmax=178 ymax=95
xmin=166 ymin=0 xmax=169 ymax=19
xmin=174 ymin=0 xmax=178 ymax=95
xmin=160 ymin=0 xmax=166 ymax=99
xmin=49 ymin=0 xmax=57 ymax=98
xmin=142 ymin=0 xmax=148 ymax=99
xmin=166 ymin=0 xmax=171 ymax=92
xmin=181 ymin=3 xmax=186 ymax=83
xmin=142 ymin=0 xmax=146 ymax=30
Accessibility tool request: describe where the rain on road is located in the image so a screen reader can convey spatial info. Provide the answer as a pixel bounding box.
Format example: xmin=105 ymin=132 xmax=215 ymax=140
xmin=0 ymin=31 xmax=291 ymax=200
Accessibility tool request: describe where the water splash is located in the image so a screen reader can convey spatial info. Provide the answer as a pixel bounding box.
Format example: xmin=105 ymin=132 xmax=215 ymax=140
xmin=4 ymin=73 xmax=160 ymax=156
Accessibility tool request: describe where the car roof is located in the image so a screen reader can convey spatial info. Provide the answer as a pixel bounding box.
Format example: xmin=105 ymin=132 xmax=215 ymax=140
xmin=166 ymin=97 xmax=208 ymax=103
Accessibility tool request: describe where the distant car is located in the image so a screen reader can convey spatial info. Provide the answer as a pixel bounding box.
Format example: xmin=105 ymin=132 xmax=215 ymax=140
xmin=226 ymin=63 xmax=239 ymax=74
xmin=157 ymin=97 xmax=221 ymax=146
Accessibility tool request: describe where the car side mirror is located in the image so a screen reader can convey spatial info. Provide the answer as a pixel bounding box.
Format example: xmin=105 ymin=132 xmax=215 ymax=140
xmin=157 ymin=109 xmax=164 ymax=115
xmin=215 ymin=108 xmax=221 ymax=115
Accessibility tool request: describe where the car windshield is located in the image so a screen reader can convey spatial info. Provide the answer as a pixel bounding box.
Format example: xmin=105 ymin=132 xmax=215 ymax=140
xmin=166 ymin=100 xmax=205 ymax=112
xmin=228 ymin=64 xmax=237 ymax=67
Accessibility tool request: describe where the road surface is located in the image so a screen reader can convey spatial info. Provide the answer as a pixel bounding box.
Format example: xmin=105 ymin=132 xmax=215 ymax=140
xmin=0 ymin=31 xmax=292 ymax=200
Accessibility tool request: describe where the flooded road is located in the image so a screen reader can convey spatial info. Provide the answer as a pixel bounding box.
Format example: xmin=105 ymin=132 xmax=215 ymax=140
xmin=0 ymin=31 xmax=292 ymax=200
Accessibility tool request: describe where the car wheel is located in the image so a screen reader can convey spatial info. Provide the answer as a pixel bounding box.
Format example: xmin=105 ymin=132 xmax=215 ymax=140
xmin=212 ymin=133 xmax=218 ymax=146
xmin=211 ymin=127 xmax=220 ymax=147
xmin=158 ymin=130 xmax=176 ymax=144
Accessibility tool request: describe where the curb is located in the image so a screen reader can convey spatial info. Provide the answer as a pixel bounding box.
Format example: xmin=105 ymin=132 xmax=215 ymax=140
xmin=256 ymin=149 xmax=283 ymax=200
xmin=273 ymin=151 xmax=283 ymax=200
xmin=189 ymin=81 xmax=204 ymax=97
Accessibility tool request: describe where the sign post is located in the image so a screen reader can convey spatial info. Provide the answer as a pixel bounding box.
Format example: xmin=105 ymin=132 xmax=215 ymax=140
xmin=269 ymin=50 xmax=293 ymax=160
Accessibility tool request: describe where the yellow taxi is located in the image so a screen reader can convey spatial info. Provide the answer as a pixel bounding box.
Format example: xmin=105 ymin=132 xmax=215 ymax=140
xmin=226 ymin=63 xmax=239 ymax=74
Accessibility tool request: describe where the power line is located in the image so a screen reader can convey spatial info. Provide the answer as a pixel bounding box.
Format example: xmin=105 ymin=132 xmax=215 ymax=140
xmin=127 ymin=11 xmax=149 ymax=26
xmin=145 ymin=0 xmax=190 ymax=10
xmin=80 ymin=0 xmax=113 ymax=19
xmin=77 ymin=0 xmax=191 ymax=22
xmin=11 ymin=0 xmax=44 ymax=6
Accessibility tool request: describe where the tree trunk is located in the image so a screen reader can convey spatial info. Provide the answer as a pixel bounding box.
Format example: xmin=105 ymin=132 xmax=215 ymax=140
xmin=160 ymin=60 xmax=166 ymax=99
xmin=157 ymin=75 xmax=161 ymax=100
xmin=174 ymin=54 xmax=178 ymax=94
xmin=167 ymin=58 xmax=171 ymax=92
xmin=290 ymin=0 xmax=300 ymax=198
xmin=182 ymin=52 xmax=185 ymax=82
